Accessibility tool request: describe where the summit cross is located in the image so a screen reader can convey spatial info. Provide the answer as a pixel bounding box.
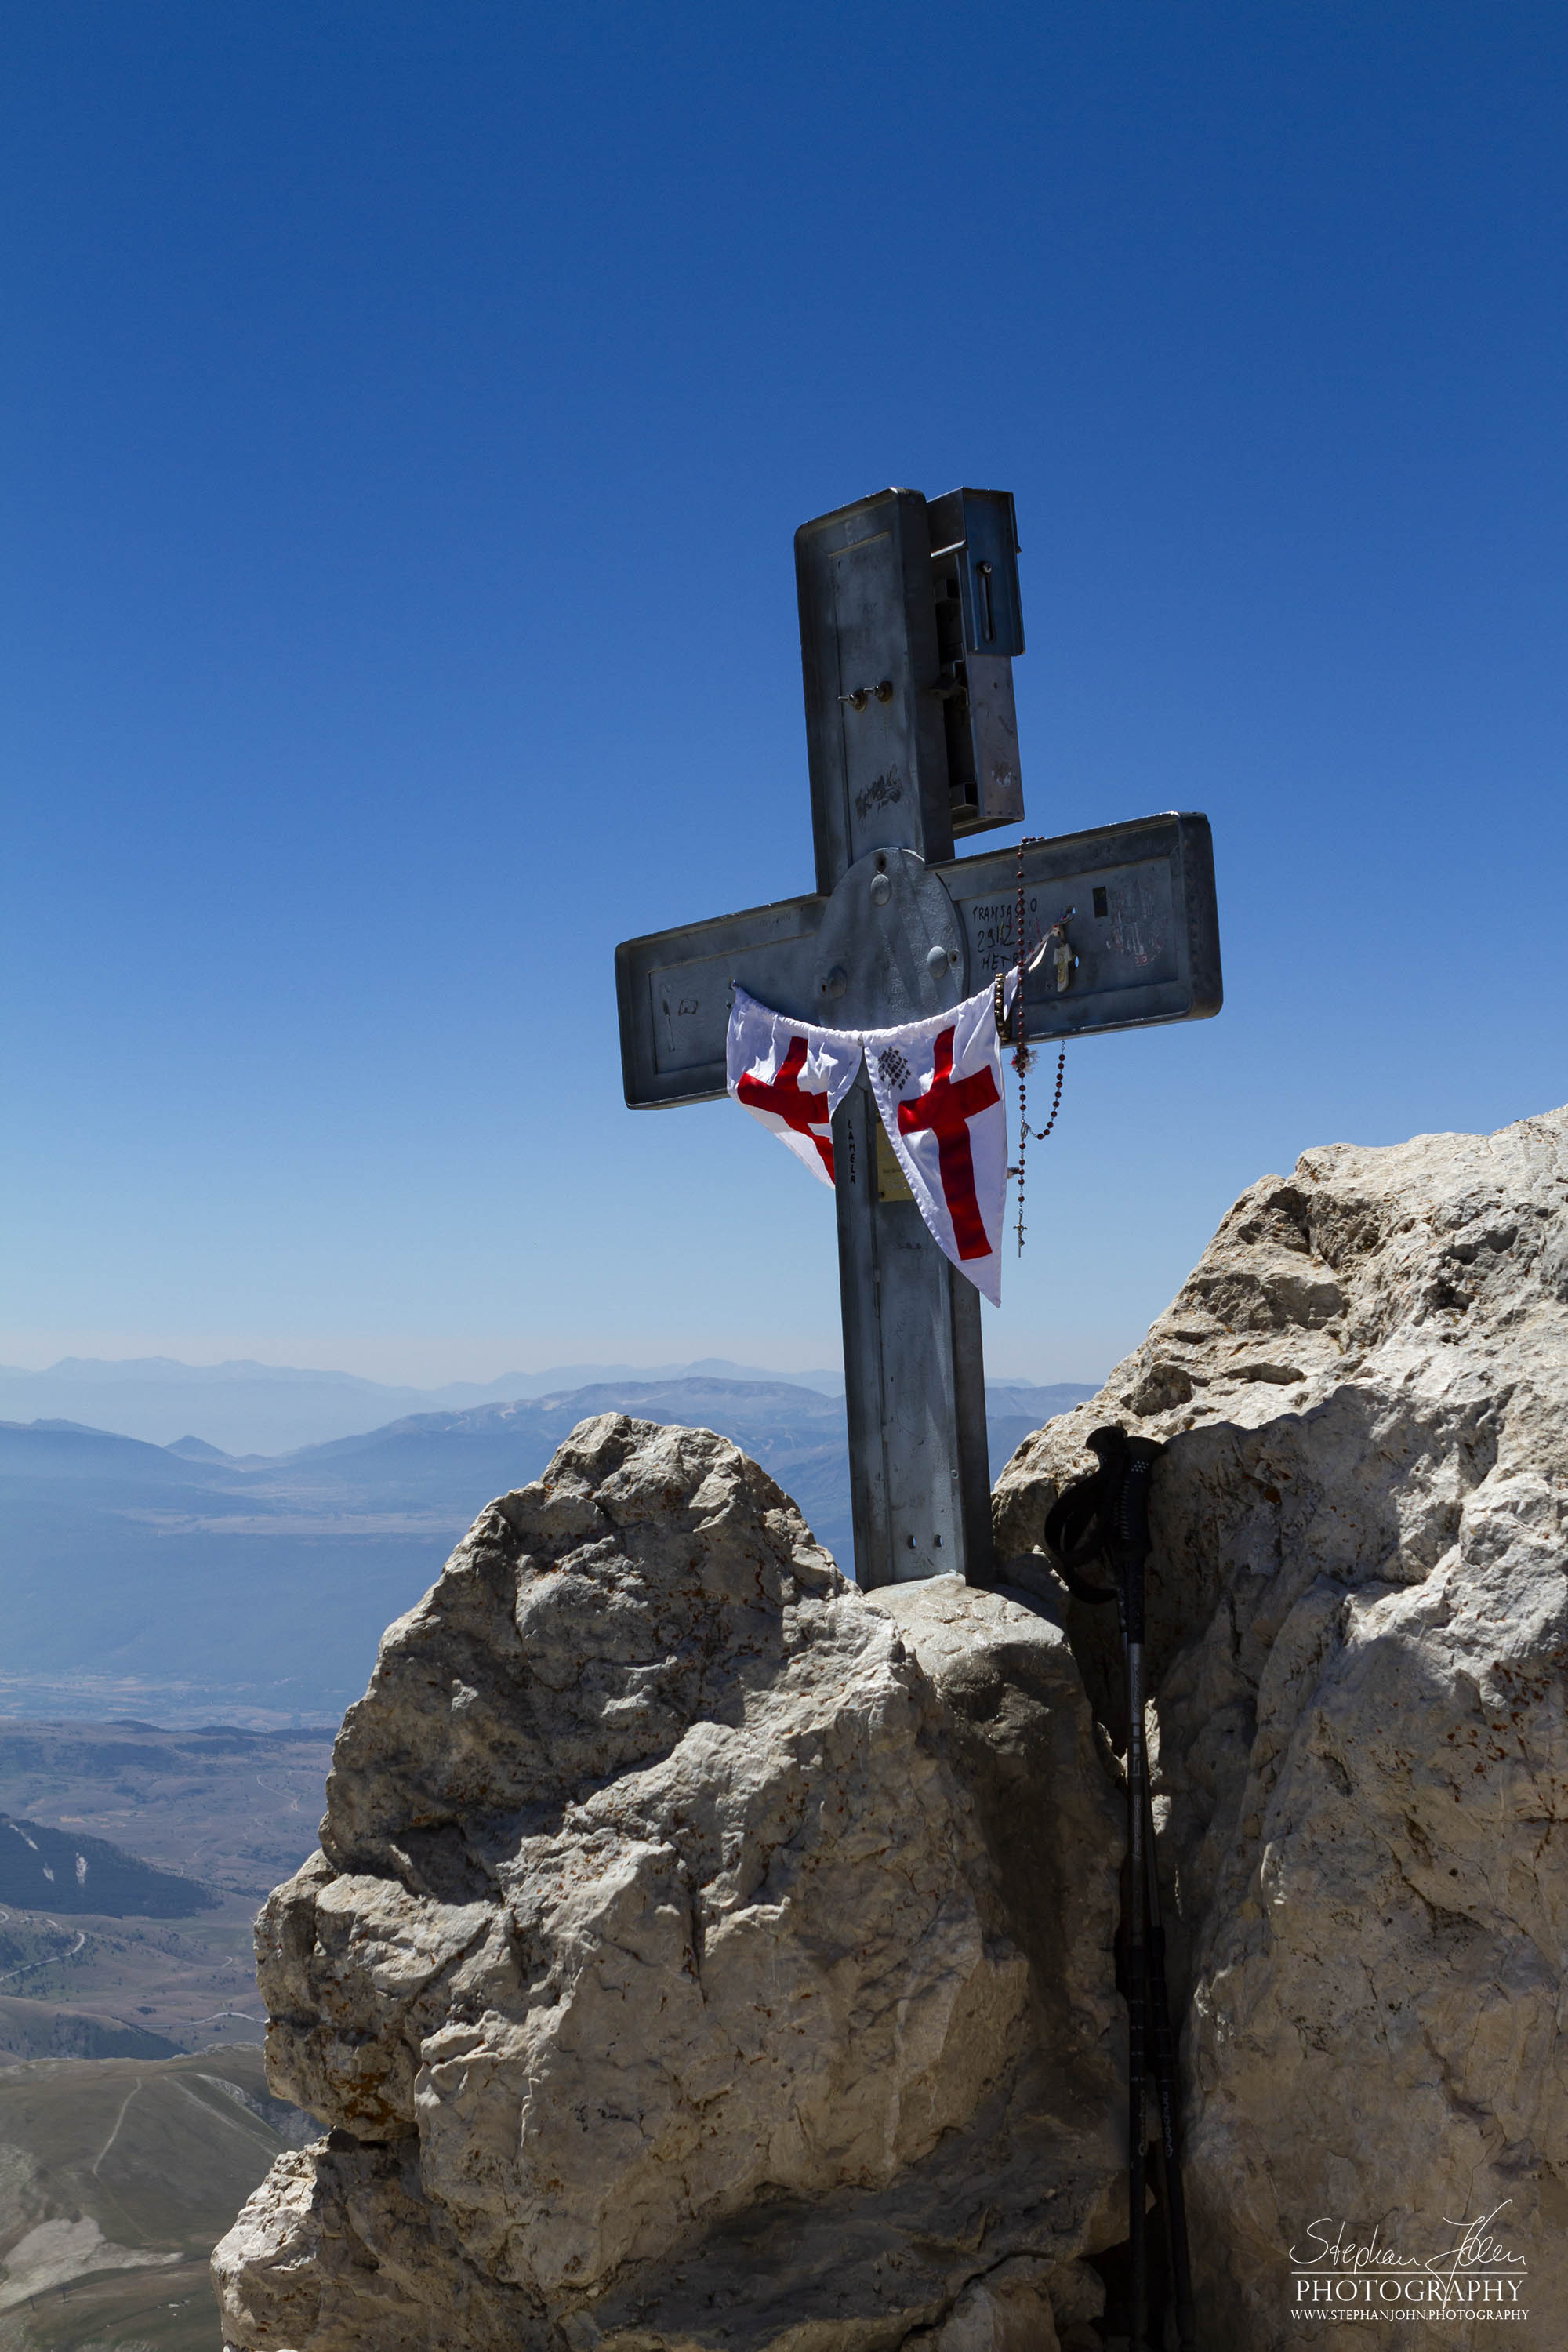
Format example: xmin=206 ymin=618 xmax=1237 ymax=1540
xmin=615 ymin=485 xmax=1221 ymax=1590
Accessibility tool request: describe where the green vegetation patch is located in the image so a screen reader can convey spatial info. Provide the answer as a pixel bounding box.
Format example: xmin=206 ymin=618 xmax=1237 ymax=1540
xmin=0 ymin=1822 xmax=214 ymax=1922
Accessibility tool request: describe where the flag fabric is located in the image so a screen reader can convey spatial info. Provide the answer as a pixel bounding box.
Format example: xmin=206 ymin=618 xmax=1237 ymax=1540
xmin=724 ymin=975 xmax=1018 ymax=1300
xmin=725 ymin=984 xmax=862 ymax=1189
xmin=862 ymin=974 xmax=1018 ymax=1306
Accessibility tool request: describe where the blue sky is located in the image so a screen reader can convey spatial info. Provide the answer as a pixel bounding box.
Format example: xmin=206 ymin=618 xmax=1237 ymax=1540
xmin=3 ymin=2 xmax=1565 ymax=1386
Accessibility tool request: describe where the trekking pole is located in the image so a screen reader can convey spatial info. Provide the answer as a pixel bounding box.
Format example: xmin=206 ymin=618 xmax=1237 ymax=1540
xmin=1110 ymin=1438 xmax=1157 ymax=2350
xmin=1142 ymin=1773 xmax=1196 ymax=2350
xmin=1112 ymin=1436 xmax=1199 ymax=2350
xmin=1045 ymin=1427 xmax=1195 ymax=2352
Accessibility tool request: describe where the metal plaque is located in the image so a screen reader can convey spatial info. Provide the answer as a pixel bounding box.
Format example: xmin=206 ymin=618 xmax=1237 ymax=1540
xmin=926 ymin=487 xmax=1024 ymax=658
xmin=927 ymin=487 xmax=1026 ymax=837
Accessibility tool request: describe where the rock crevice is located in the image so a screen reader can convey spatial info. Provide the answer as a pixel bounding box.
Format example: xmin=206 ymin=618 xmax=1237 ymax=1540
xmin=996 ymin=1107 xmax=1568 ymax=2347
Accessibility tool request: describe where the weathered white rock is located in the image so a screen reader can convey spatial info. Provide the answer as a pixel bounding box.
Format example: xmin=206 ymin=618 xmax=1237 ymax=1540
xmin=996 ymin=1106 xmax=1568 ymax=2347
xmin=217 ymin=1414 xmax=1122 ymax=2351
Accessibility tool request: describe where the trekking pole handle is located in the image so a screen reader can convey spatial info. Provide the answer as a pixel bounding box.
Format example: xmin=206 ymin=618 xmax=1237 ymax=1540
xmin=1112 ymin=1438 xmax=1161 ymax=1643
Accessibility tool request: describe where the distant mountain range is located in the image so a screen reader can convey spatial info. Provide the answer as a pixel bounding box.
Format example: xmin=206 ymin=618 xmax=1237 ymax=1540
xmin=0 ymin=1372 xmax=1094 ymax=1725
xmin=0 ymin=1355 xmax=848 ymax=1455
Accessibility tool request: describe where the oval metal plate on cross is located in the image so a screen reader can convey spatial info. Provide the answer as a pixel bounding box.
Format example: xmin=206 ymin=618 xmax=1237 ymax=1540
xmin=810 ymin=848 xmax=966 ymax=1031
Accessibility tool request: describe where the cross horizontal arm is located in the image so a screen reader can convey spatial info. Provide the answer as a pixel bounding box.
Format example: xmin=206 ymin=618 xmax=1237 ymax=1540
xmin=615 ymin=890 xmax=829 ymax=1109
xmin=938 ymin=809 xmax=1221 ymax=1044
xmin=615 ymin=810 xmax=1221 ymax=1109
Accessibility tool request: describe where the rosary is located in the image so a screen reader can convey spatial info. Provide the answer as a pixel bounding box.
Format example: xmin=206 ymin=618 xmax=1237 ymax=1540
xmin=992 ymin=835 xmax=1069 ymax=1254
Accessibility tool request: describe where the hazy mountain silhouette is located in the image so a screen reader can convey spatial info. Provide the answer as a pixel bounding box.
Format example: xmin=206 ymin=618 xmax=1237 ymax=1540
xmin=0 ymin=1374 xmax=1094 ymax=1722
xmin=0 ymin=1356 xmax=847 ymax=1455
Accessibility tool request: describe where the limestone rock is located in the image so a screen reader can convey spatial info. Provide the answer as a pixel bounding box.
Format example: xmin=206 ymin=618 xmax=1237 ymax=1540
xmin=212 ymin=2140 xmax=548 ymax=2352
xmin=217 ymin=1414 xmax=1123 ymax=2351
xmin=995 ymin=1106 xmax=1568 ymax=2347
xmin=866 ymin=1578 xmax=1122 ymax=2103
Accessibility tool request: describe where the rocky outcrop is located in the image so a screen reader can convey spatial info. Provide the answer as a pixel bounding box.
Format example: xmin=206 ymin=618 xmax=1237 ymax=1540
xmin=216 ymin=1414 xmax=1125 ymax=2352
xmin=996 ymin=1107 xmax=1568 ymax=2347
xmin=217 ymin=1111 xmax=1568 ymax=2350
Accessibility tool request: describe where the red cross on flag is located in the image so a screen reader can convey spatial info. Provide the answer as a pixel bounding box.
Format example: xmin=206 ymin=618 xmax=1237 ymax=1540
xmin=863 ymin=978 xmax=1017 ymax=1305
xmin=725 ymin=985 xmax=862 ymax=1189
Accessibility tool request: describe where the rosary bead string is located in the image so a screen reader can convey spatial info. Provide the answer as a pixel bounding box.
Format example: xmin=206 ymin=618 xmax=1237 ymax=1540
xmin=1010 ymin=836 xmax=1066 ymax=1253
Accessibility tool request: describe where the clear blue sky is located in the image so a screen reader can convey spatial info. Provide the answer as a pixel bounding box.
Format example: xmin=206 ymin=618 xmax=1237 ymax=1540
xmin=3 ymin=2 xmax=1565 ymax=1386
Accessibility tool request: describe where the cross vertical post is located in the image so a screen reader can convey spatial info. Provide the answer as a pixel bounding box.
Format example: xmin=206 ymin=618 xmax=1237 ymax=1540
xmin=794 ymin=490 xmax=993 ymax=1587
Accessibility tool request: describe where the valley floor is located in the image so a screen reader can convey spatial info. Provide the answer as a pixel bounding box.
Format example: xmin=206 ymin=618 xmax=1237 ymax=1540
xmin=0 ymin=1726 xmax=332 ymax=2060
xmin=0 ymin=2045 xmax=305 ymax=2352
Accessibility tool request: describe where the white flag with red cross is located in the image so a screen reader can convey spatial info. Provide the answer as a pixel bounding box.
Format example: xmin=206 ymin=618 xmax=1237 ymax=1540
xmin=725 ymin=985 xmax=862 ymax=1189
xmin=862 ymin=976 xmax=1017 ymax=1305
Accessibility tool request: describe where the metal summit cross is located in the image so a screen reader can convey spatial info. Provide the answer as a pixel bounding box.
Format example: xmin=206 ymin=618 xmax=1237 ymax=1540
xmin=615 ymin=486 xmax=1221 ymax=1590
